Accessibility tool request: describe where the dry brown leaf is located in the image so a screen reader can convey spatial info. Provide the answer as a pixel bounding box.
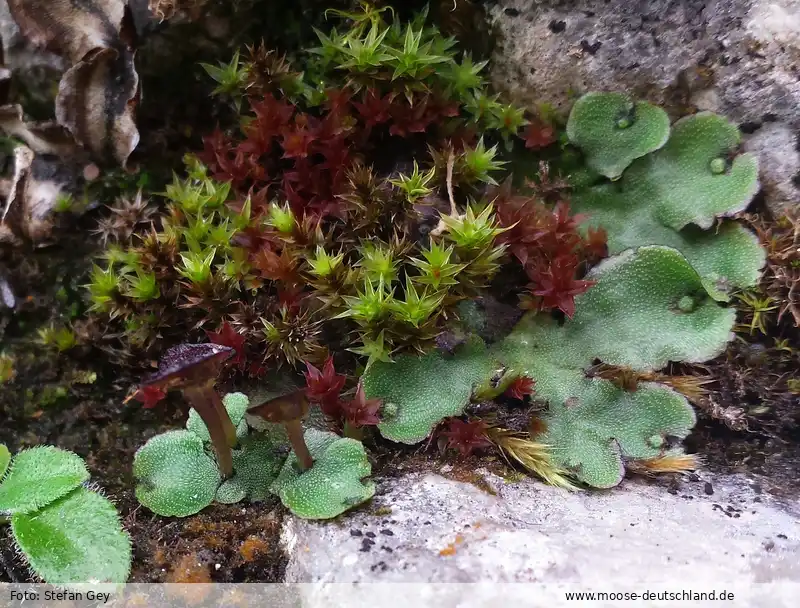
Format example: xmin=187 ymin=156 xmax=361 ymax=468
xmin=148 ymin=0 xmax=178 ymax=21
xmin=0 ymin=104 xmax=78 ymax=157
xmin=6 ymin=0 xmax=140 ymax=167
xmin=148 ymin=0 xmax=208 ymax=22
xmin=0 ymin=144 xmax=74 ymax=245
xmin=0 ymin=41 xmax=79 ymax=245
xmin=7 ymin=0 xmax=128 ymax=64
xmin=57 ymin=46 xmax=140 ymax=167
xmin=1 ymin=144 xmax=36 ymax=243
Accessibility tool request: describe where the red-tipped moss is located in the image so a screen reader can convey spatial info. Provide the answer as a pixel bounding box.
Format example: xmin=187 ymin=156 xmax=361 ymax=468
xmin=205 ymin=322 xmax=247 ymax=369
xmin=521 ymin=120 xmax=557 ymax=150
xmin=87 ymin=9 xmax=581 ymax=377
xmin=340 ymin=382 xmax=382 ymax=440
xmin=303 ymin=356 xmax=347 ymax=417
xmin=132 ymin=385 xmax=166 ymax=409
xmin=440 ymin=418 xmax=493 ymax=457
xmin=524 ymin=255 xmax=596 ymax=318
xmin=504 ymin=375 xmax=536 ymax=400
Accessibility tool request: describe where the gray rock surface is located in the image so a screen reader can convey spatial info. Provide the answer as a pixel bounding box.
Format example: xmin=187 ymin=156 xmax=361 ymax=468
xmin=489 ymin=0 xmax=800 ymax=216
xmin=744 ymin=123 xmax=800 ymax=213
xmin=282 ymin=470 xmax=799 ymax=605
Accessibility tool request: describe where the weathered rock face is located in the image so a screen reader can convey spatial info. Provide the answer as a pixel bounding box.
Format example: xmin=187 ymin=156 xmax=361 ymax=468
xmin=283 ymin=470 xmax=799 ymax=605
xmin=489 ymin=0 xmax=800 ymax=215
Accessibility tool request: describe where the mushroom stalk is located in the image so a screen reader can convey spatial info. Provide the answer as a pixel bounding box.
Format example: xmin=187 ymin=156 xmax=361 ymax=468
xmin=246 ymin=390 xmax=314 ymax=472
xmin=183 ymin=385 xmax=235 ymax=478
xmin=209 ymin=387 xmax=238 ymax=447
xmin=284 ymin=419 xmax=314 ymax=471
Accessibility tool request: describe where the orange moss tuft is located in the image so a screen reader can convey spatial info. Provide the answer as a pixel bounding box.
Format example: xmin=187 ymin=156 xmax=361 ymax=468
xmin=590 ymin=363 xmax=714 ymax=402
xmin=529 ymin=416 xmax=548 ymax=438
xmin=239 ymin=535 xmax=270 ymax=562
xmin=629 ymin=454 xmax=700 ymax=475
xmin=659 ymin=374 xmax=714 ymax=402
xmin=744 ymin=211 xmax=800 ymax=327
xmin=441 ymin=462 xmax=497 ymax=495
xmin=150 ymin=545 xmax=168 ymax=567
xmin=167 ymin=553 xmax=212 ymax=583
xmin=166 ymin=554 xmax=213 ymax=602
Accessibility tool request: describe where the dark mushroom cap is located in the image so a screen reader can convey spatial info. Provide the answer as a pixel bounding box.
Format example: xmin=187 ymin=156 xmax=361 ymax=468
xmin=246 ymin=389 xmax=310 ymax=423
xmin=141 ymin=343 xmax=233 ymax=391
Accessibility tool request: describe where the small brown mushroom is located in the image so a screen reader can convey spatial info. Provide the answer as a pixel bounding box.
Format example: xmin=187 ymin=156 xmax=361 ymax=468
xmin=140 ymin=343 xmax=237 ymax=478
xmin=247 ymin=390 xmax=313 ymax=471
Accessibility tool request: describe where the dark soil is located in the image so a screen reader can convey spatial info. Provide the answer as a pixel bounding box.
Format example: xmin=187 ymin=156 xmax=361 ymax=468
xmin=1 ymin=0 xmax=798 ymax=586
xmin=687 ymin=339 xmax=800 ymax=500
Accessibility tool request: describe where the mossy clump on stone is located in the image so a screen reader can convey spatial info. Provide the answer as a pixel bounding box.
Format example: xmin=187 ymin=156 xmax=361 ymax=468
xmin=95 ymin=7 xmax=767 ymax=509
